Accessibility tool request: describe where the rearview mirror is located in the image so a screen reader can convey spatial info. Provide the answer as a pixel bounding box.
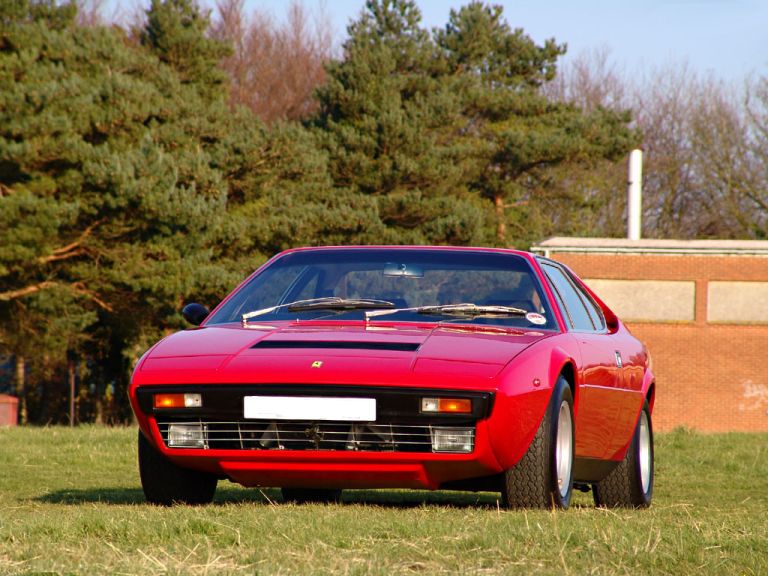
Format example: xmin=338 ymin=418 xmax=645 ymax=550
xmin=383 ymin=262 xmax=424 ymax=278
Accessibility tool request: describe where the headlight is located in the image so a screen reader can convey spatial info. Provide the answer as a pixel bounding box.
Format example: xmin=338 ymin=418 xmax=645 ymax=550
xmin=167 ymin=424 xmax=205 ymax=448
xmin=431 ymin=427 xmax=474 ymax=453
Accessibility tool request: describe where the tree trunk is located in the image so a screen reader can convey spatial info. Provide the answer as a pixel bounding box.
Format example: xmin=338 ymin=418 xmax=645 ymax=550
xmin=15 ymin=355 xmax=27 ymax=424
xmin=494 ymin=194 xmax=507 ymax=246
xmin=95 ymin=396 xmax=104 ymax=425
xmin=68 ymin=359 xmax=76 ymax=427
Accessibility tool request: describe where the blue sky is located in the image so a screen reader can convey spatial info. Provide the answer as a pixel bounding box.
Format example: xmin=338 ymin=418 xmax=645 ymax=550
xmin=242 ymin=0 xmax=768 ymax=82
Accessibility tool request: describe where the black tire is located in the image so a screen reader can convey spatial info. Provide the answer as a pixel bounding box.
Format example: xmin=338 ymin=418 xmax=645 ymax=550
xmin=501 ymin=376 xmax=574 ymax=509
xmin=138 ymin=430 xmax=218 ymax=506
xmin=281 ymin=487 xmax=342 ymax=504
xmin=593 ymin=400 xmax=654 ymax=508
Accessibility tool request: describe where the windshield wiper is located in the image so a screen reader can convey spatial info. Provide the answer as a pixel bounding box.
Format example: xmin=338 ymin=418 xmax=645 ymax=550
xmin=242 ymin=297 xmax=395 ymax=325
xmin=365 ymin=303 xmax=528 ymax=321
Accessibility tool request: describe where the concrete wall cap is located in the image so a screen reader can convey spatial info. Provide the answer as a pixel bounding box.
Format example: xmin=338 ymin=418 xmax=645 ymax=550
xmin=531 ymin=237 xmax=768 ymax=255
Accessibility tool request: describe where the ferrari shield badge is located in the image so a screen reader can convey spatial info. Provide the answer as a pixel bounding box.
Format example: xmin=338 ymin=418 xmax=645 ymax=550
xmin=311 ymin=360 xmax=323 ymax=369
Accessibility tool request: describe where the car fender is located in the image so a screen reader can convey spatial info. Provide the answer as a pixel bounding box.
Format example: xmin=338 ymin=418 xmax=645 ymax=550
xmin=607 ymin=359 xmax=656 ymax=462
xmin=488 ymin=339 xmax=578 ymax=470
xmin=128 ymin=337 xmax=175 ymax=444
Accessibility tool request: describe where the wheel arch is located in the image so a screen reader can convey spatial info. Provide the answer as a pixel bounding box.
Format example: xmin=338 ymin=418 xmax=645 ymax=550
xmin=489 ymin=343 xmax=579 ymax=470
xmin=645 ymin=381 xmax=656 ymax=413
xmin=557 ymin=360 xmax=577 ymax=413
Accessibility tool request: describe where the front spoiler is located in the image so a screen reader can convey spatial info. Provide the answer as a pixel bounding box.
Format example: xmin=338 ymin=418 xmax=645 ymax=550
xmin=144 ymin=417 xmax=503 ymax=490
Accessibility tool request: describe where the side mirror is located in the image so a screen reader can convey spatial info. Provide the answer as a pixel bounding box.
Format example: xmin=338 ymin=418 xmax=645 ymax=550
xmin=182 ymin=303 xmax=210 ymax=326
xmin=602 ymin=308 xmax=620 ymax=333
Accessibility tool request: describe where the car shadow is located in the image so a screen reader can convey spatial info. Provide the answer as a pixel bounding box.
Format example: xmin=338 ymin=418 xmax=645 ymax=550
xmin=35 ymin=487 xmax=148 ymax=505
xmin=341 ymin=489 xmax=501 ymax=509
xmin=35 ymin=486 xmax=503 ymax=508
xmin=35 ymin=486 xmax=283 ymax=506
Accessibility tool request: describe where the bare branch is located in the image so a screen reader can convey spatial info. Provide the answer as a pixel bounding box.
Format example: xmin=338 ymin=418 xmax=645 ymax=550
xmin=0 ymin=282 xmax=60 ymax=301
xmin=69 ymin=282 xmax=114 ymax=312
xmin=0 ymin=281 xmax=113 ymax=312
xmin=75 ymin=0 xmax=106 ymax=27
xmin=36 ymin=219 xmax=104 ymax=265
xmin=212 ymin=0 xmax=333 ymax=123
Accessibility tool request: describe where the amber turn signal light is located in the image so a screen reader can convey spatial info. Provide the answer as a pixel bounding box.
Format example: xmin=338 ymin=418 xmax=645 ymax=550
xmin=153 ymin=393 xmax=202 ymax=409
xmin=421 ymin=397 xmax=472 ymax=414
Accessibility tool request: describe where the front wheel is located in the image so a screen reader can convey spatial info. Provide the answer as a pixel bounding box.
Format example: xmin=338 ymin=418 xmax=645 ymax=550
xmin=593 ymin=399 xmax=654 ymax=508
xmin=501 ymin=376 xmax=574 ymax=509
xmin=138 ymin=430 xmax=218 ymax=505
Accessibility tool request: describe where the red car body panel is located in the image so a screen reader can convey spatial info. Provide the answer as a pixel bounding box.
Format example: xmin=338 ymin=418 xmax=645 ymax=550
xmin=129 ymin=246 xmax=654 ymax=491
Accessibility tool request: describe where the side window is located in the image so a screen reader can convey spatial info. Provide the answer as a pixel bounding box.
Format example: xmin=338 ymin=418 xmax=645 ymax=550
xmin=579 ymin=287 xmax=606 ymax=331
xmin=542 ymin=264 xmax=596 ymax=331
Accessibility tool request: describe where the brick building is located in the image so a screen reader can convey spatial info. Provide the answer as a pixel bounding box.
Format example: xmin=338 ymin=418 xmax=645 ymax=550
xmin=531 ymin=237 xmax=768 ymax=433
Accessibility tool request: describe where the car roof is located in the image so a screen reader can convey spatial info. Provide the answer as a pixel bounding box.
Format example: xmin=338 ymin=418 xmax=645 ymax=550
xmin=276 ymin=245 xmax=536 ymax=260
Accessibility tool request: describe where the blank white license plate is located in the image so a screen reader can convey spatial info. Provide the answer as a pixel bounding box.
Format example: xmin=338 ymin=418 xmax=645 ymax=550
xmin=243 ymin=396 xmax=376 ymax=422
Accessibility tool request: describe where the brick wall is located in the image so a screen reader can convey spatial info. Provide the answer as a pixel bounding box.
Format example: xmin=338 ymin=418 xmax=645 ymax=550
xmin=548 ymin=252 xmax=768 ymax=433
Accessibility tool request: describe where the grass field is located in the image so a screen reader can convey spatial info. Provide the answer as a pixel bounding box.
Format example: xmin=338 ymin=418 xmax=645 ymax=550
xmin=0 ymin=426 xmax=766 ymax=575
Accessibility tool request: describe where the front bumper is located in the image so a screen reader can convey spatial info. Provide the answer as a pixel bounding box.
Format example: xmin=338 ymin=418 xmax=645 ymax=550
xmin=132 ymin=385 xmax=504 ymax=489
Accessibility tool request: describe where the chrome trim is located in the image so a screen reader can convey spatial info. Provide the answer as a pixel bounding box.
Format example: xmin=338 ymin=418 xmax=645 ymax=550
xmin=157 ymin=419 xmax=475 ymax=453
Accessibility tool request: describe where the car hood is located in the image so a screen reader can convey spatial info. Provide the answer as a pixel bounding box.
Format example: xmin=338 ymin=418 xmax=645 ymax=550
xmin=135 ymin=322 xmax=554 ymax=390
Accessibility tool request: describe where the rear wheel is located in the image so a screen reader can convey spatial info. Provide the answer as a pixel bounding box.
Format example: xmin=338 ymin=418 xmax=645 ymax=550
xmin=281 ymin=488 xmax=342 ymax=504
xmin=501 ymin=376 xmax=574 ymax=509
xmin=593 ymin=400 xmax=654 ymax=508
xmin=138 ymin=430 xmax=218 ymax=505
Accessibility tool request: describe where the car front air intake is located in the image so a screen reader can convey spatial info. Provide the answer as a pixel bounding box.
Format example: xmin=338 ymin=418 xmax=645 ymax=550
xmin=251 ymin=341 xmax=420 ymax=352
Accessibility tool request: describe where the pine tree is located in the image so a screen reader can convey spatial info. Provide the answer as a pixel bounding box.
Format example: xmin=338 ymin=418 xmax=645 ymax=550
xmin=0 ymin=0 xmax=232 ymax=421
xmin=313 ymin=0 xmax=491 ymax=246
xmin=436 ymin=2 xmax=637 ymax=246
xmin=315 ymin=1 xmax=637 ymax=247
xmin=0 ymin=0 xmax=381 ymax=421
xmin=141 ymin=0 xmax=230 ymax=102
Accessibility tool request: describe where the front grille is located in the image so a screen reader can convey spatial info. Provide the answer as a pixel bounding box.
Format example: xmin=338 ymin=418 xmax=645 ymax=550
xmin=156 ymin=418 xmax=475 ymax=453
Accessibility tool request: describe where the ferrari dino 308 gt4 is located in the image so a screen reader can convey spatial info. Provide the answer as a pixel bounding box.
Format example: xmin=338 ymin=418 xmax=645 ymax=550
xmin=129 ymin=246 xmax=654 ymax=509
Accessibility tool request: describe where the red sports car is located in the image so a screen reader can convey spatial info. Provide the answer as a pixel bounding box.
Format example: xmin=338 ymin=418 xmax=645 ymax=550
xmin=129 ymin=246 xmax=654 ymax=509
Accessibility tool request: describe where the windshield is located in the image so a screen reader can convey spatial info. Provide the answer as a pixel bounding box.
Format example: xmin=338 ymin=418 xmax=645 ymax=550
xmin=206 ymin=248 xmax=557 ymax=330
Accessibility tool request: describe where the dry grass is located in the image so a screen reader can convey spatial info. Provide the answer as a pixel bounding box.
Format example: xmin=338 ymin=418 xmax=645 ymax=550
xmin=0 ymin=426 xmax=766 ymax=575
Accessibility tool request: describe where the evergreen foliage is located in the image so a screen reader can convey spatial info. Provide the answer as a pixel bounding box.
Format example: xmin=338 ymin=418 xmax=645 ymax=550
xmin=314 ymin=1 xmax=636 ymax=247
xmin=434 ymin=2 xmax=636 ymax=246
xmin=141 ymin=0 xmax=230 ymax=102
xmin=313 ymin=0 xmax=491 ymax=246
xmin=0 ymin=0 xmax=640 ymax=422
xmin=0 ymin=0 xmax=347 ymax=421
xmin=1 ymin=0 xmax=230 ymax=419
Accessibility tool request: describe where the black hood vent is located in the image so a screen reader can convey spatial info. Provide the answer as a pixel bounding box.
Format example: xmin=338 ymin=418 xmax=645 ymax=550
xmin=251 ymin=340 xmax=420 ymax=352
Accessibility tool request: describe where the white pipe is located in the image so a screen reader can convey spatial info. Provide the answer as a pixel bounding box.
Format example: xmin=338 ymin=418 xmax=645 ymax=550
xmin=627 ymin=149 xmax=643 ymax=240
